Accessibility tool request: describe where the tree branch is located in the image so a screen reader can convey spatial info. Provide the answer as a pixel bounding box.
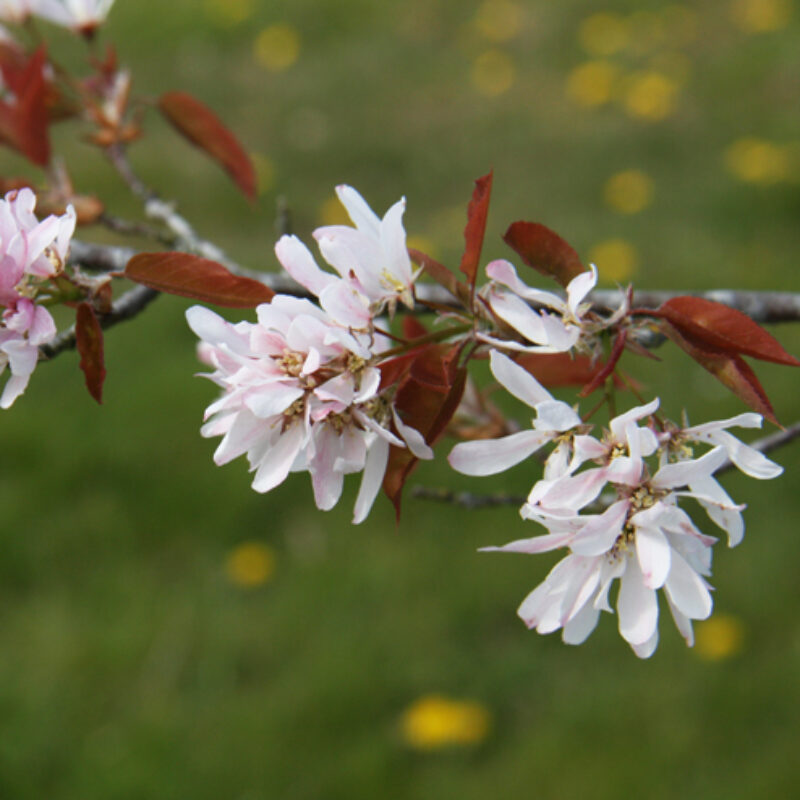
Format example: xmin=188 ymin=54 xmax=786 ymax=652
xmin=412 ymin=421 xmax=800 ymax=511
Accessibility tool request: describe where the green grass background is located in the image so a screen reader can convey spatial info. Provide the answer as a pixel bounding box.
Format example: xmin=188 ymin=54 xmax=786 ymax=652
xmin=1 ymin=0 xmax=799 ymax=797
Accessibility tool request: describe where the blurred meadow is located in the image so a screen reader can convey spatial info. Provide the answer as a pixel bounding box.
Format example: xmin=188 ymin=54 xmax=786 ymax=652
xmin=2 ymin=0 xmax=800 ymax=797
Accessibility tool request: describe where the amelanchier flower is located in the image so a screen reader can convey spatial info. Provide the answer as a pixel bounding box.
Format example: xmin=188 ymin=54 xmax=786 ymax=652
xmin=33 ymin=0 xmax=115 ymax=34
xmin=276 ymin=185 xmax=415 ymax=329
xmin=187 ymin=295 xmax=431 ymax=524
xmin=0 ymin=187 xmax=75 ymax=408
xmin=478 ymin=260 xmax=609 ymax=354
xmin=450 ymin=357 xmax=782 ymax=657
xmin=448 ymin=349 xmax=583 ymax=480
xmin=0 ymin=0 xmax=36 ymax=23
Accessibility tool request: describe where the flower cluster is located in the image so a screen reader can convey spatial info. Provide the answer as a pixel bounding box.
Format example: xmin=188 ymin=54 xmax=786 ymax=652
xmin=0 ymin=0 xmax=115 ymax=32
xmin=0 ymin=188 xmax=75 ymax=408
xmin=187 ymin=187 xmax=431 ymax=523
xmin=449 ymin=349 xmax=782 ymax=657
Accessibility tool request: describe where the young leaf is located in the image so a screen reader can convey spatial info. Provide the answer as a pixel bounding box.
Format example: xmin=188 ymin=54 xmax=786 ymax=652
xmin=460 ymin=171 xmax=493 ymax=297
xmin=383 ymin=344 xmax=467 ymax=520
xmin=75 ymin=302 xmax=106 ymax=404
xmin=656 ymin=296 xmax=800 ymax=366
xmin=0 ymin=46 xmax=50 ymax=166
xmin=503 ymin=221 xmax=584 ymax=288
xmin=514 ymin=351 xmax=629 ymax=389
xmin=126 ymin=252 xmax=274 ymax=307
xmin=158 ymin=91 xmax=256 ymax=200
xmin=661 ymin=320 xmax=779 ymax=425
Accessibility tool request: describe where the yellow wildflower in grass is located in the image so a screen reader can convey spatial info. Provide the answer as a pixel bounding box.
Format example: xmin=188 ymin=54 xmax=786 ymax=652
xmin=603 ymin=169 xmax=654 ymax=215
xmin=589 ymin=238 xmax=639 ymax=282
xmin=319 ymin=194 xmax=351 ymax=226
xmin=578 ymin=12 xmax=630 ymax=56
xmin=226 ymin=542 xmax=276 ymax=588
xmin=400 ymin=695 xmax=491 ymax=750
xmin=730 ymin=0 xmax=793 ymax=33
xmin=724 ymin=137 xmax=791 ymax=184
xmin=250 ymin=152 xmax=275 ymax=195
xmin=471 ymin=49 xmax=516 ymax=97
xmin=204 ymin=0 xmax=254 ymax=27
xmin=694 ymin=614 xmax=746 ymax=661
xmin=566 ymin=60 xmax=620 ymax=107
xmin=621 ymin=71 xmax=679 ymax=121
xmin=254 ymin=24 xmax=301 ymax=72
xmin=473 ymin=0 xmax=523 ymax=42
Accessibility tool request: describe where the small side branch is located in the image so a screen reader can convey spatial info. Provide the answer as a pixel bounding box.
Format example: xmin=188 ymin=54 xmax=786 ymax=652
xmin=39 ymin=285 xmax=160 ymax=360
xmin=414 ymin=422 xmax=800 ymax=511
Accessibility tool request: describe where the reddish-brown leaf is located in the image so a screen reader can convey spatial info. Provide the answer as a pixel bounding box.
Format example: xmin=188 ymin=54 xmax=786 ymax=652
xmin=661 ymin=321 xmax=778 ymax=425
xmin=514 ymin=352 xmax=627 ymax=389
xmin=503 ymin=221 xmax=584 ymax=288
xmin=125 ymin=252 xmax=274 ymax=307
xmin=75 ymin=302 xmax=106 ymax=404
xmin=656 ymin=296 xmax=800 ymax=366
xmin=383 ymin=344 xmax=467 ymax=520
xmin=460 ymin=171 xmax=493 ymax=296
xmin=408 ymin=247 xmax=465 ymax=301
xmin=402 ymin=315 xmax=428 ymax=341
xmin=158 ymin=91 xmax=256 ymax=200
xmin=0 ymin=47 xmax=50 ymax=166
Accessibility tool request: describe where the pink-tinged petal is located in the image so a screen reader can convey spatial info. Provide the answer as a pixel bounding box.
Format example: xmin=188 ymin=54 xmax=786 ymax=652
xmin=334 ymin=184 xmax=381 ymax=236
xmin=489 ymin=289 xmax=552 ymax=345
xmin=3 ymin=337 xmax=37 ymax=377
xmin=657 ymin=505 xmax=717 ymax=548
xmin=532 ymin=467 xmax=609 ymax=513
xmin=609 ymin=398 xmax=659 ymax=442
xmin=315 ymin=372 xmax=354 ymax=406
xmin=533 ymin=400 xmax=582 ymax=432
xmin=275 ymin=235 xmax=337 ymax=297
xmin=571 ymin=500 xmax=629 ymax=556
xmin=479 ymin=530 xmax=575 ymax=554
xmin=664 ymin=550 xmax=712 ymax=620
xmin=333 ymin=427 xmax=367 ymax=473
xmin=379 ymin=197 xmax=412 ymax=287
xmin=617 ymin=557 xmax=659 ymax=645
xmin=594 ymin=558 xmax=626 ymax=612
xmin=319 ymin=281 xmax=372 ymax=329
xmin=630 ymin=628 xmax=659 ymax=659
xmin=565 ymin=265 xmax=597 ymax=315
xmin=666 ymin=594 xmax=694 ymax=647
xmin=245 ymin=381 xmax=304 ymax=418
xmin=353 ymin=410 xmax=404 ymax=446
xmin=213 ymin=409 xmax=268 ymax=465
xmin=20 ymin=216 xmax=60 ymax=273
xmin=250 ymin=422 xmax=306 ymax=493
xmin=489 ymin=348 xmax=553 ymax=406
xmin=635 ymin=525 xmax=671 ymax=589
xmin=448 ymin=429 xmax=549 ymax=476
xmin=709 ymin=429 xmax=783 ymax=480
xmin=28 ymin=305 xmax=56 ymax=346
xmin=476 ymin=332 xmax=566 ymax=355
xmin=571 ymin=435 xmax=607 ymax=466
xmin=54 ymin=205 xmax=76 ymax=262
xmin=392 ymin=408 xmax=433 ymax=459
xmin=354 ymin=366 xmax=380 ymax=403
xmin=302 ymin=347 xmax=321 ymax=375
xmin=315 ymin=230 xmax=384 ymax=297
xmin=652 ymin=446 xmax=727 ymax=490
xmin=0 ymin=373 xmax=29 ymax=408
xmin=560 ymin=557 xmax=602 ymax=625
xmin=485 ymin=259 xmax=566 ymax=311
xmin=687 ymin=412 xmax=762 ymax=435
xmin=310 ymin=425 xmax=345 ymax=510
xmin=538 ymin=312 xmax=581 ymax=352
xmin=688 ymin=474 xmax=744 ymax=547
xmin=517 ymin=554 xmax=576 ymax=630
xmin=186 ymin=306 xmax=251 ymax=354
xmin=544 ymin=439 xmax=572 ymax=480
xmin=353 ymin=436 xmax=389 ymax=524
xmin=562 ymin=599 xmax=601 ymax=645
